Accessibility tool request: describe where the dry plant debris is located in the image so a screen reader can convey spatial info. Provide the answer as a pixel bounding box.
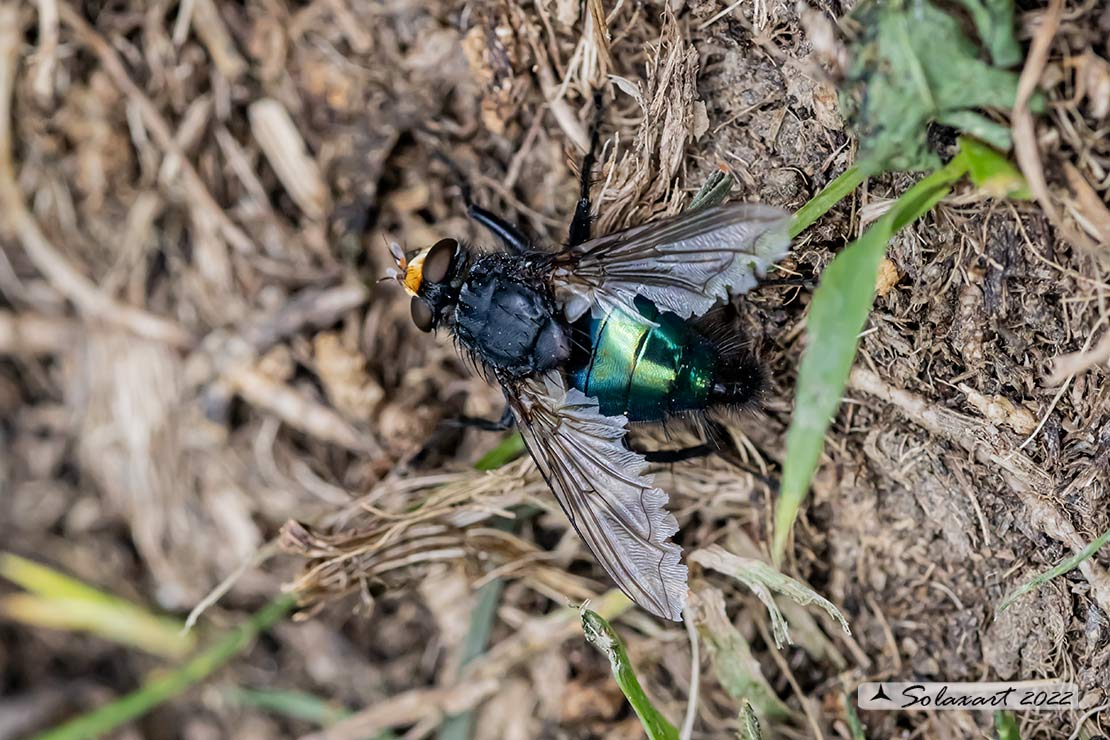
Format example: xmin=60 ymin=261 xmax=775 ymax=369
xmin=0 ymin=0 xmax=1107 ymax=738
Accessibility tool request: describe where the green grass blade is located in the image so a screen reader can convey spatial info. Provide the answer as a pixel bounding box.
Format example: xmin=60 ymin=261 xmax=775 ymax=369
xmin=737 ymin=702 xmax=762 ymax=740
xmin=845 ymin=692 xmax=867 ymax=739
xmin=0 ymin=553 xmax=194 ymax=659
xmin=772 ymin=154 xmax=970 ymax=562
xmin=689 ymin=169 xmax=735 ymax=212
xmin=437 ymin=568 xmax=507 ymax=740
xmin=31 ymin=594 xmax=296 ymax=740
xmin=473 ymin=432 xmax=525 ymax=470
xmin=788 ymin=166 xmax=866 ymax=239
xmin=994 ymin=710 xmax=1021 ymax=740
xmin=581 ymin=609 xmax=679 ymax=740
xmin=996 ymin=526 xmax=1110 ymax=615
xmin=226 ymin=687 xmax=351 ymax=726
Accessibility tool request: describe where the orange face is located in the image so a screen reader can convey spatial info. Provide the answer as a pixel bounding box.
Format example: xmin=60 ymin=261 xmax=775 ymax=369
xmin=400 ymin=246 xmax=432 ymax=297
xmin=387 ymin=239 xmax=458 ymax=299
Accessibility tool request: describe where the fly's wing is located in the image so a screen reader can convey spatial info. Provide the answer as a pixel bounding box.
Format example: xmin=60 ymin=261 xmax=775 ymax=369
xmin=506 ymin=372 xmax=687 ymax=621
xmin=552 ymin=202 xmax=791 ymax=321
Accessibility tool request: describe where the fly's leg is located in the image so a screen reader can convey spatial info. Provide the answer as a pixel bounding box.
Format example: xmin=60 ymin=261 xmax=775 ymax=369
xmin=628 ymin=417 xmax=731 ymax=463
xmin=568 ymin=90 xmax=604 ymax=247
xmin=760 ymin=275 xmax=813 ymax=289
xmin=432 ymin=149 xmax=531 ymax=253
xmin=412 ymin=406 xmax=515 ymax=467
xmin=446 ymin=405 xmax=516 ymax=432
xmin=634 ymin=443 xmax=716 ymax=463
xmin=467 ymin=204 xmax=531 ymax=255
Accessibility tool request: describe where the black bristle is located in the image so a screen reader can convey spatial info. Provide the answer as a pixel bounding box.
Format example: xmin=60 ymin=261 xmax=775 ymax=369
xmin=708 ymin=349 xmax=765 ymax=410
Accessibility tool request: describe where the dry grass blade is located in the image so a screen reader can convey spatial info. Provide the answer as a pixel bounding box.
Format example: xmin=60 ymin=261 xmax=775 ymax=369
xmin=298 ymin=680 xmax=501 ymax=740
xmin=301 ymin=590 xmax=633 ymax=740
xmin=57 ymin=3 xmax=256 ymax=256
xmin=585 ymin=0 xmax=613 ymax=79
xmin=1010 ymin=0 xmax=1097 ymax=254
xmin=686 ymin=583 xmax=792 ymax=722
xmin=0 ymin=311 xmax=75 ymax=355
xmin=1048 ymin=327 xmax=1110 ymax=383
xmin=225 ymin=362 xmax=381 ymax=458
xmin=281 ymin=462 xmax=574 ymax=609
xmin=1062 ymin=162 xmax=1110 ymax=247
xmin=0 ymin=4 xmax=192 ymax=349
xmin=690 ymin=545 xmax=849 ymax=649
xmin=248 ymin=99 xmax=329 ymax=220
xmin=188 ymin=0 xmax=247 ymax=81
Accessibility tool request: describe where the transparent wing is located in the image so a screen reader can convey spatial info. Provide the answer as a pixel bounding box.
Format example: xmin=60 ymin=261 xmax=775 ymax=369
xmin=552 ymin=202 xmax=791 ymax=321
xmin=507 ymin=372 xmax=687 ymax=620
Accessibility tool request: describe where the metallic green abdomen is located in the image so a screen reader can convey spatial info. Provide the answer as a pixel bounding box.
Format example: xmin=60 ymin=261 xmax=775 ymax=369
xmin=568 ymin=298 xmax=717 ymax=422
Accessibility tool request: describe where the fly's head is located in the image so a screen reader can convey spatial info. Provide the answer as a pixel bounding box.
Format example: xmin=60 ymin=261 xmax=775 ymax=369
xmin=384 ymin=238 xmax=464 ymax=333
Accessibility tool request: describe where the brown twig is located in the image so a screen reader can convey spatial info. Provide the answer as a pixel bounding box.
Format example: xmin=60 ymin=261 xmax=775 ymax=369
xmin=1048 ymin=326 xmax=1110 ymax=383
xmin=248 ymin=98 xmax=330 ymax=221
xmin=189 ymin=0 xmax=247 ymax=81
xmin=29 ymin=0 xmax=58 ymax=105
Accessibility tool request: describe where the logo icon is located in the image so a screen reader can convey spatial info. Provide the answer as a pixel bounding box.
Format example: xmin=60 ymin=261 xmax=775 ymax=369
xmin=870 ymin=684 xmax=892 ymax=702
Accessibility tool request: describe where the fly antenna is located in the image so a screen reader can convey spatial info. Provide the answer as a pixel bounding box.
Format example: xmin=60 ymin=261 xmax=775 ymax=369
xmin=377 ymin=268 xmax=402 ymax=285
xmin=387 ymin=238 xmax=407 ymax=270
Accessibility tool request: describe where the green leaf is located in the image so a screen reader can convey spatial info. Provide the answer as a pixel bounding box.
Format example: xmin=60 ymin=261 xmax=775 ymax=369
xmin=959 ymin=136 xmax=1032 ymax=200
xmin=580 ymin=609 xmax=679 ymax=740
xmin=952 ymin=0 xmax=1022 ymax=67
xmin=773 ymin=153 xmax=971 ymax=561
xmin=996 ymin=526 xmax=1110 ymax=615
xmin=994 ymin=710 xmax=1021 ymax=740
xmin=840 ymin=0 xmax=1026 ymax=173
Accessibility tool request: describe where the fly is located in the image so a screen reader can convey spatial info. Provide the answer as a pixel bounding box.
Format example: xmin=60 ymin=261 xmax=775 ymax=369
xmin=384 ymin=118 xmax=791 ymax=622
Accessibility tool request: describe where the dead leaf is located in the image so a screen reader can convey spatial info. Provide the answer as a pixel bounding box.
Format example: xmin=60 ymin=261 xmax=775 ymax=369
xmin=313 ymin=332 xmax=384 ymax=421
xmin=958 ymin=384 xmax=1038 ymax=435
xmin=875 ymin=258 xmax=900 ymax=297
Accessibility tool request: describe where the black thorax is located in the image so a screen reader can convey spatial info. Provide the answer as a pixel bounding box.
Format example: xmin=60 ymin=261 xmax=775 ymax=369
xmin=450 ymin=253 xmax=570 ymax=378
